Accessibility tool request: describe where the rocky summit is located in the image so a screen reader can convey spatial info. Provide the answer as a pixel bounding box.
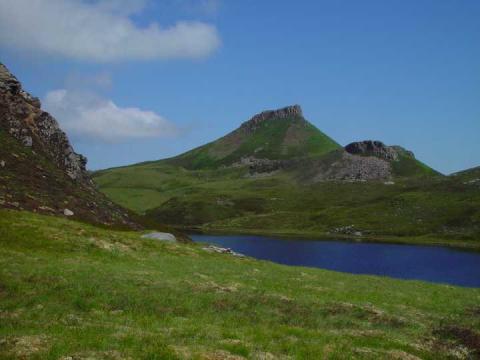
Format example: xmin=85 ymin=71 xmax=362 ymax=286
xmin=0 ymin=62 xmax=138 ymax=228
xmin=240 ymin=105 xmax=303 ymax=132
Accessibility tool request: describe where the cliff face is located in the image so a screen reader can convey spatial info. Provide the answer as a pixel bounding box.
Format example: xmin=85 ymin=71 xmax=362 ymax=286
xmin=0 ymin=63 xmax=88 ymax=182
xmin=345 ymin=140 xmax=415 ymax=162
xmin=0 ymin=62 xmax=138 ymax=228
xmin=239 ymin=105 xmax=304 ymax=132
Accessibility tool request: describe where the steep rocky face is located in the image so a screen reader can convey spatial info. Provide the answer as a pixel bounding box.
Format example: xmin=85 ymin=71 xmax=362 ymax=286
xmin=0 ymin=63 xmax=88 ymax=182
xmin=345 ymin=140 xmax=415 ymax=161
xmin=310 ymin=151 xmax=392 ymax=181
xmin=239 ymin=105 xmax=303 ymax=133
xmin=0 ymin=62 xmax=139 ymax=228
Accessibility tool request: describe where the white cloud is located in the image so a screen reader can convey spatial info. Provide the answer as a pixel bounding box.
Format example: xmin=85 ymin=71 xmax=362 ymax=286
xmin=44 ymin=89 xmax=178 ymax=142
xmin=0 ymin=0 xmax=220 ymax=62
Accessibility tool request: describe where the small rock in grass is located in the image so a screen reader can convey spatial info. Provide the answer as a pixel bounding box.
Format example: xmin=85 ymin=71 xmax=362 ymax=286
xmin=203 ymin=245 xmax=245 ymax=258
xmin=141 ymin=232 xmax=176 ymax=242
xmin=63 ymin=209 xmax=74 ymax=216
xmin=0 ymin=160 xmax=5 ymax=168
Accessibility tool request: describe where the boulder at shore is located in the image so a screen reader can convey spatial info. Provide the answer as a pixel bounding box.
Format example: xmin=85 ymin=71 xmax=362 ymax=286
xmin=141 ymin=232 xmax=176 ymax=242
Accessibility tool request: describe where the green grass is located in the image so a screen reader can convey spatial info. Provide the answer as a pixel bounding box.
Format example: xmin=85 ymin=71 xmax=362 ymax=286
xmin=101 ymin=187 xmax=168 ymax=214
xmin=1 ymin=209 xmax=479 ymax=359
xmin=391 ymin=154 xmax=439 ymax=178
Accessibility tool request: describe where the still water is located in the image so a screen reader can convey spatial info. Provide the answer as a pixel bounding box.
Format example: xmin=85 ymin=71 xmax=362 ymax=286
xmin=191 ymin=234 xmax=480 ymax=287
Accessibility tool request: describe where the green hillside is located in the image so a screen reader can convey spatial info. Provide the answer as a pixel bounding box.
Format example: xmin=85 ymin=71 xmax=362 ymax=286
xmin=452 ymin=166 xmax=480 ymax=183
xmin=168 ymin=105 xmax=341 ymax=169
xmin=93 ymin=158 xmax=479 ymax=246
xmin=1 ymin=209 xmax=479 ymax=359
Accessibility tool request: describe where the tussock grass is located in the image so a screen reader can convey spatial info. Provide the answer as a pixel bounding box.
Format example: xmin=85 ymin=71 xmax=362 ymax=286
xmin=1 ymin=209 xmax=479 ymax=359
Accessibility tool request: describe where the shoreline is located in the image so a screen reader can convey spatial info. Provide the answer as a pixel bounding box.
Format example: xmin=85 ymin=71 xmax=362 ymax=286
xmin=183 ymin=226 xmax=480 ymax=252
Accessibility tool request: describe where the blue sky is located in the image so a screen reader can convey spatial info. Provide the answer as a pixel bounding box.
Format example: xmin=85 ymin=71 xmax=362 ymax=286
xmin=0 ymin=0 xmax=479 ymax=174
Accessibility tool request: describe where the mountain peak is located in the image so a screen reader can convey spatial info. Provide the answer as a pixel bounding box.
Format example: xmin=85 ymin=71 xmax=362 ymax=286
xmin=168 ymin=104 xmax=340 ymax=169
xmin=241 ymin=105 xmax=303 ymax=130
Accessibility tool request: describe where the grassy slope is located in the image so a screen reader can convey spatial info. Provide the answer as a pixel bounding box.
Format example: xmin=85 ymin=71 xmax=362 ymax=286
xmin=453 ymin=167 xmax=480 ymax=182
xmin=391 ymin=153 xmax=440 ymax=178
xmin=1 ymin=209 xmax=479 ymax=359
xmin=94 ymin=161 xmax=480 ymax=247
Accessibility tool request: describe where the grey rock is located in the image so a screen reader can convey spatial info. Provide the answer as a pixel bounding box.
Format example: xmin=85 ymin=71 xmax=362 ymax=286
xmin=141 ymin=232 xmax=177 ymax=242
xmin=312 ymin=151 xmax=392 ymax=181
xmin=0 ymin=63 xmax=41 ymax=106
xmin=240 ymin=105 xmax=303 ymax=132
xmin=331 ymin=225 xmax=364 ymax=236
xmin=63 ymin=209 xmax=74 ymax=216
xmin=232 ymin=156 xmax=287 ymax=174
xmin=345 ymin=140 xmax=415 ymax=161
xmin=203 ymin=245 xmax=245 ymax=257
xmin=22 ymin=136 xmax=33 ymax=147
xmin=0 ymin=160 xmax=5 ymax=168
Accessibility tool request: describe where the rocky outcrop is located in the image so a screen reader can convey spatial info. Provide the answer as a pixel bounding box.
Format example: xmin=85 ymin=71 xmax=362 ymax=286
xmin=323 ymin=152 xmax=392 ymax=181
xmin=0 ymin=62 xmax=139 ymax=229
xmin=345 ymin=140 xmax=414 ymax=161
xmin=233 ymin=151 xmax=392 ymax=181
xmin=232 ymin=156 xmax=288 ymax=172
xmin=0 ymin=62 xmax=87 ymax=182
xmin=240 ymin=105 xmax=303 ymax=132
xmin=0 ymin=64 xmax=40 ymax=107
